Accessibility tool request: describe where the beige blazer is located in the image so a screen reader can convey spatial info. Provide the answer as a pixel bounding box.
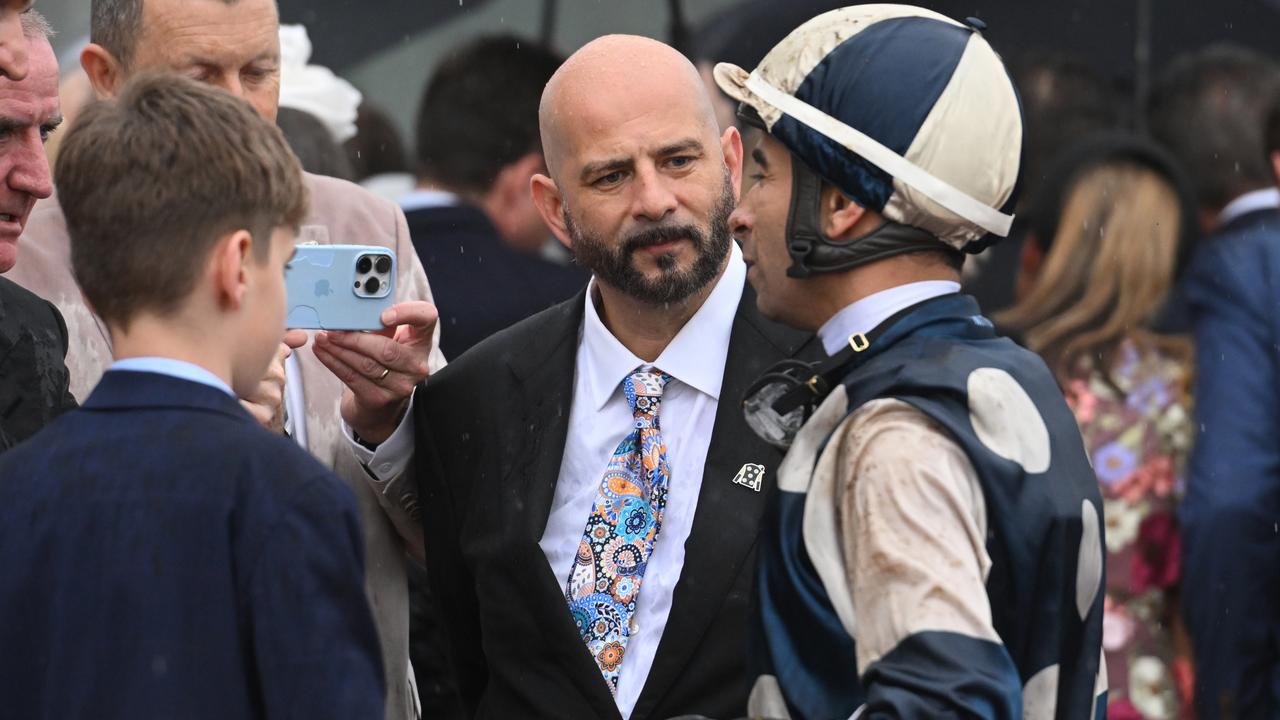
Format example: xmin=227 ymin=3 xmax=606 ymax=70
xmin=9 ymin=172 xmax=441 ymax=720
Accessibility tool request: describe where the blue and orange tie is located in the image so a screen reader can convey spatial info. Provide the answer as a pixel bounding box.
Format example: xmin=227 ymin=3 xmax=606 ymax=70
xmin=564 ymin=370 xmax=672 ymax=694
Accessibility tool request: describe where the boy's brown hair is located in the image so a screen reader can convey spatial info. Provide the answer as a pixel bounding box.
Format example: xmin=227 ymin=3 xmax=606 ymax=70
xmin=55 ymin=71 xmax=308 ymax=330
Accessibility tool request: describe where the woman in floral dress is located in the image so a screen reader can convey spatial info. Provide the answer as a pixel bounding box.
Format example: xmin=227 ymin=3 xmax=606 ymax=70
xmin=1000 ymin=135 xmax=1198 ymax=719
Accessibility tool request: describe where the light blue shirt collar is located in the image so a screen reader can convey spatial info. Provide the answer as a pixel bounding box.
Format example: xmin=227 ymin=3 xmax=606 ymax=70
xmin=1218 ymin=187 xmax=1280 ymax=227
xmin=108 ymin=357 xmax=236 ymax=398
xmin=817 ymin=280 xmax=961 ymax=356
xmin=399 ymin=189 xmax=460 ymax=214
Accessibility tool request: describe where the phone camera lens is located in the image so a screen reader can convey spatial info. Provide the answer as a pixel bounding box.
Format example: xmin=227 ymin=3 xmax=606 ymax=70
xmin=356 ymin=256 xmax=373 ymax=274
xmin=364 ymin=276 xmax=382 ymax=295
xmin=375 ymin=256 xmax=392 ymax=274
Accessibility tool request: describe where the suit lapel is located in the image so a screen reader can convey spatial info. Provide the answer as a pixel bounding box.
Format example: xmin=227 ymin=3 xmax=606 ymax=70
xmin=504 ymin=290 xmax=584 ymax=541
xmin=503 ymin=291 xmax=625 ymax=717
xmin=631 ymin=288 xmax=815 ymax=718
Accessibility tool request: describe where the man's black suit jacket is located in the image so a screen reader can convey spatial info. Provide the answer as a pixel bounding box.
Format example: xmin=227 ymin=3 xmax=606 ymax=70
xmin=415 ymin=282 xmax=817 ymax=720
xmin=0 ymin=276 xmax=76 ymax=452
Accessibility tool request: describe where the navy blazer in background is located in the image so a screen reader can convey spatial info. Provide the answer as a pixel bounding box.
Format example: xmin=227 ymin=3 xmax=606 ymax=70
xmin=1180 ymin=208 xmax=1280 ymax=719
xmin=406 ymin=202 xmax=589 ymax=359
xmin=0 ymin=370 xmax=385 ymax=719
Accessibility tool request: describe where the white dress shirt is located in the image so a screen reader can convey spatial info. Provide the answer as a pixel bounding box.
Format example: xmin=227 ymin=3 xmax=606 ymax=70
xmin=539 ymin=243 xmax=746 ymax=719
xmin=818 ymin=280 xmax=961 ymax=356
xmin=109 ymin=357 xmax=235 ymax=397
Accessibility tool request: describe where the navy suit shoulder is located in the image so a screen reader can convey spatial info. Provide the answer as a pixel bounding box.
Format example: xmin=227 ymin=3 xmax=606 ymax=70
xmin=1179 ymin=208 xmax=1280 ymax=718
xmin=0 ymin=371 xmax=384 ymax=719
xmin=0 ymin=276 xmax=76 ymax=451
xmin=1184 ymin=209 xmax=1280 ymax=315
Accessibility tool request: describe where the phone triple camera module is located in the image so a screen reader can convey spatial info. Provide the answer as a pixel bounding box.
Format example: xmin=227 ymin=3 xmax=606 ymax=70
xmin=354 ymin=253 xmax=393 ymax=299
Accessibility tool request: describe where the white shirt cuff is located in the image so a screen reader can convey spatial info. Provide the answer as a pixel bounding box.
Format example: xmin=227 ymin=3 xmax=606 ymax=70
xmin=342 ymin=391 xmax=415 ymax=483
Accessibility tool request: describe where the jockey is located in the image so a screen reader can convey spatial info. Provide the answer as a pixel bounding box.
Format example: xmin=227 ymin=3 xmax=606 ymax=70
xmin=719 ymin=6 xmax=1107 ymax=718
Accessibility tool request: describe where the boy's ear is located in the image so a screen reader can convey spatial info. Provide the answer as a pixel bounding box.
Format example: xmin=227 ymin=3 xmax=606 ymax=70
xmin=211 ymin=229 xmax=255 ymax=310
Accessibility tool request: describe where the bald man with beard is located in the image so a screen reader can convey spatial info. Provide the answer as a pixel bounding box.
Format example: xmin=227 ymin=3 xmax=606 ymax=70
xmin=414 ymin=35 xmax=818 ymax=720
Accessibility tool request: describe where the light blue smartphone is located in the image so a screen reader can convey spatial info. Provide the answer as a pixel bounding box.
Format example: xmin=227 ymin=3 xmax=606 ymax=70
xmin=285 ymin=244 xmax=396 ymax=331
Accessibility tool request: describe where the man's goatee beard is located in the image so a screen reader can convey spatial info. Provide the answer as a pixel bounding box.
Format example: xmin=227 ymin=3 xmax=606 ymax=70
xmin=566 ymin=169 xmax=735 ymax=306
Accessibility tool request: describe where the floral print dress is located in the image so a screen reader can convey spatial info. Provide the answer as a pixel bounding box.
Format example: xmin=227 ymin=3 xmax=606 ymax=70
xmin=1064 ymin=339 xmax=1194 ymax=720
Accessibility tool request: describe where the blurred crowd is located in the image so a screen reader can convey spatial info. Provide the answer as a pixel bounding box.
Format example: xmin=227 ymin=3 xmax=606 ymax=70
xmin=1 ymin=1 xmax=1279 ymax=719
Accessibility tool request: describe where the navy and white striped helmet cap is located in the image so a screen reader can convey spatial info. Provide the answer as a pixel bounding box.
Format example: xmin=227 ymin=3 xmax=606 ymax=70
xmin=714 ymin=4 xmax=1023 ymax=251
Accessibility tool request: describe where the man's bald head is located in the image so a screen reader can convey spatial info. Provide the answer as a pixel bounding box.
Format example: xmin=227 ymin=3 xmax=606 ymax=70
xmin=527 ymin=33 xmax=743 ymax=310
xmin=539 ymin=34 xmax=718 ymax=180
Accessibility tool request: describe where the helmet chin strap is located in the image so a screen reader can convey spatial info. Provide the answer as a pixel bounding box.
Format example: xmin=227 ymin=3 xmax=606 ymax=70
xmin=783 ymin=158 xmax=961 ymax=279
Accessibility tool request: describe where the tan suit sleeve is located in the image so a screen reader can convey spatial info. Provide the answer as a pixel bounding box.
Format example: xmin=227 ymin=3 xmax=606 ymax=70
xmin=9 ymin=195 xmax=114 ymax=401
xmin=389 ymin=198 xmax=447 ymax=374
xmin=300 ymin=175 xmax=434 ymax=718
xmin=357 ymin=198 xmax=442 ymax=562
xmin=831 ymin=398 xmax=997 ymax=674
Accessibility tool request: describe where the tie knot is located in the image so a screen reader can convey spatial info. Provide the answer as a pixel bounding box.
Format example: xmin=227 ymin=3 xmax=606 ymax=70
xmin=624 ymin=370 xmax=670 ymax=424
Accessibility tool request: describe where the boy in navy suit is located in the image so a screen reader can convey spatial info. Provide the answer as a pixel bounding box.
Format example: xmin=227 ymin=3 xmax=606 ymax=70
xmin=0 ymin=72 xmax=385 ymax=719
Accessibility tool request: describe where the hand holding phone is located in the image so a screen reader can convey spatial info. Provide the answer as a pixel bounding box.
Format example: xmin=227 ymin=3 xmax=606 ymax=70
xmin=285 ymin=244 xmax=396 ymax=331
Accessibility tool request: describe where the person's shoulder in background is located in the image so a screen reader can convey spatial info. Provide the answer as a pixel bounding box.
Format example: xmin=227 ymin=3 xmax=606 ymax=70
xmin=1184 ymin=209 xmax=1280 ymax=322
xmin=304 ymin=171 xmax=402 ymax=240
xmin=0 ymin=275 xmax=76 ymax=451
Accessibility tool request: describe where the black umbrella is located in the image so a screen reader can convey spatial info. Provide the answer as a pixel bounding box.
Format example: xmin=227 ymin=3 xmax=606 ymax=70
xmin=691 ymin=0 xmax=1280 ymax=119
xmin=282 ymin=0 xmax=697 ymax=69
xmin=278 ymin=0 xmax=496 ymax=70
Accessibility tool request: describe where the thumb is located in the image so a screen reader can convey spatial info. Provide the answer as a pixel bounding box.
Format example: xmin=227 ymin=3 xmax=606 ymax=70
xmin=399 ymin=317 xmax=436 ymax=346
xmin=283 ymin=328 xmax=309 ymax=349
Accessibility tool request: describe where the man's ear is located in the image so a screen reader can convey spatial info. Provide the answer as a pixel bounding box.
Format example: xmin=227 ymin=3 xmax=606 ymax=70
xmin=80 ymin=43 xmax=124 ymax=99
xmin=720 ymin=126 xmax=744 ymax=201
xmin=820 ymin=185 xmax=868 ymax=241
xmin=530 ymin=173 xmax=572 ymax=251
xmin=490 ymin=153 xmax=544 ymax=214
xmin=211 ymin=229 xmax=254 ymax=310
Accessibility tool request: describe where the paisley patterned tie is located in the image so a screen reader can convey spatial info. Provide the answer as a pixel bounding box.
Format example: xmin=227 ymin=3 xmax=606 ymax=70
xmin=565 ymin=370 xmax=672 ymax=694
